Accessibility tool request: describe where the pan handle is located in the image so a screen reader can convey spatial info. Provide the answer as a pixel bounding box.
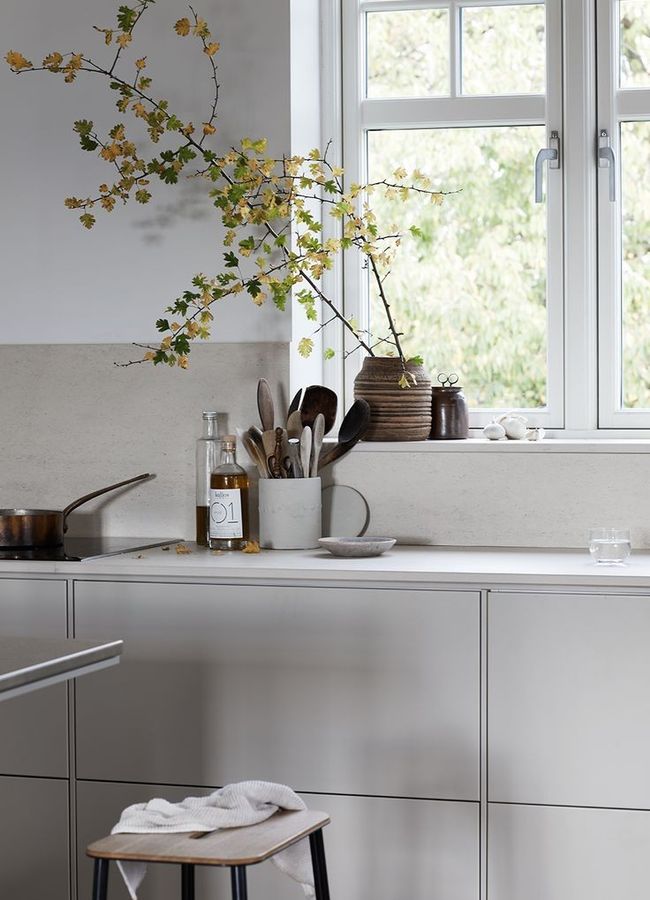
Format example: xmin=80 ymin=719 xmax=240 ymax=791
xmin=62 ymin=473 xmax=153 ymax=525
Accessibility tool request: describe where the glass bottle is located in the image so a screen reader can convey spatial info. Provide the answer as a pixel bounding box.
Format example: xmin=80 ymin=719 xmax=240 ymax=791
xmin=208 ymin=435 xmax=250 ymax=551
xmin=196 ymin=412 xmax=219 ymax=546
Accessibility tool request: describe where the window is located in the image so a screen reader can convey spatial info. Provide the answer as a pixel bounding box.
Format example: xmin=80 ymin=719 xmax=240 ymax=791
xmin=324 ymin=0 xmax=650 ymax=433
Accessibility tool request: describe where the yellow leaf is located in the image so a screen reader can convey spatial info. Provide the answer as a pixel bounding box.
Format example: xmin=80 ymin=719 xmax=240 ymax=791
xmin=174 ymin=17 xmax=191 ymax=36
xmin=202 ymin=122 xmax=216 ymax=135
xmin=393 ymin=166 xmax=407 ymax=180
xmin=177 ymin=355 xmax=189 ymax=369
xmin=242 ymin=541 xmax=261 ymax=554
xmin=204 ymin=42 xmax=220 ymax=56
xmin=117 ymin=32 xmax=132 ymax=49
xmin=42 ymin=52 xmax=63 ymax=69
xmin=175 ymin=543 xmax=192 ymax=554
xmin=6 ymin=50 xmax=33 ymax=71
xmin=100 ymin=195 xmax=116 ymax=211
xmin=135 ymin=57 xmax=147 ymax=70
xmin=104 ymin=30 xmax=113 ymax=45
xmin=193 ymin=17 xmax=210 ymax=38
xmin=143 ymin=351 xmax=156 ymax=361
xmin=298 ymin=337 xmax=314 ymax=358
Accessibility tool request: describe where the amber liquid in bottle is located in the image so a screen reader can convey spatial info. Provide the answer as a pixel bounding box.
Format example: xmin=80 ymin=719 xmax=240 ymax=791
xmin=195 ymin=506 xmax=209 ymax=546
xmin=208 ymin=437 xmax=250 ymax=551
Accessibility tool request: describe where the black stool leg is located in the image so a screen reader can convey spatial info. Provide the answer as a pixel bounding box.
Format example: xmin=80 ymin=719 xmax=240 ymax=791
xmin=181 ymin=863 xmax=195 ymax=900
xmin=309 ymin=829 xmax=331 ymax=900
xmin=91 ymin=858 xmax=109 ymax=900
xmin=230 ymin=865 xmax=248 ymax=900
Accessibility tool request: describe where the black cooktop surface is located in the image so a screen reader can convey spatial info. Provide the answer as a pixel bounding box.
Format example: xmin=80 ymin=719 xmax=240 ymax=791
xmin=0 ymin=537 xmax=181 ymax=562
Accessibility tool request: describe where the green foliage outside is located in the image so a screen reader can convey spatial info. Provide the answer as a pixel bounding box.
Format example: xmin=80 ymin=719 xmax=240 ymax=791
xmin=367 ymin=3 xmax=650 ymax=409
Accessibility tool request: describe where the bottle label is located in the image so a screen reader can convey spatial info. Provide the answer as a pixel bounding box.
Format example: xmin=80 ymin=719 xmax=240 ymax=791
xmin=209 ymin=488 xmax=243 ymax=539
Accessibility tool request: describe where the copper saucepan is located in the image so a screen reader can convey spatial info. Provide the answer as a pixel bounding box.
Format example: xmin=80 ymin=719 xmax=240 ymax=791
xmin=0 ymin=473 xmax=152 ymax=549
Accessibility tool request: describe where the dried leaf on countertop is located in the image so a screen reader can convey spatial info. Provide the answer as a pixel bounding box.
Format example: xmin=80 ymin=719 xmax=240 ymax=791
xmin=175 ymin=543 xmax=192 ymax=554
xmin=242 ymin=540 xmax=261 ymax=554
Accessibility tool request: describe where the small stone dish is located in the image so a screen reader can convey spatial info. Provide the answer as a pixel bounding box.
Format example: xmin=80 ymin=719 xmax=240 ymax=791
xmin=318 ymin=536 xmax=396 ymax=558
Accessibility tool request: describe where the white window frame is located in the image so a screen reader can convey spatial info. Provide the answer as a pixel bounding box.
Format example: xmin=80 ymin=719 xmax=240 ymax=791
xmin=597 ymin=0 xmax=650 ymax=427
xmin=318 ymin=0 xmax=650 ymax=437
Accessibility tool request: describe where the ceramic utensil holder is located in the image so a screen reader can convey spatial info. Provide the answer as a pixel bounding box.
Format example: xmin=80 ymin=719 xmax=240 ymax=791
xmin=259 ymin=477 xmax=322 ymax=549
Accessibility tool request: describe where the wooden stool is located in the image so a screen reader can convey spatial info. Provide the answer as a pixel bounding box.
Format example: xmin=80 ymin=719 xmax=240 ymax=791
xmin=87 ymin=809 xmax=331 ymax=900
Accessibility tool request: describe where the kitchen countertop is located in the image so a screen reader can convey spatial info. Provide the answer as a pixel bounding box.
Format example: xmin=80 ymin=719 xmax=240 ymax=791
xmin=0 ymin=636 xmax=123 ymax=701
xmin=1 ymin=544 xmax=650 ymax=588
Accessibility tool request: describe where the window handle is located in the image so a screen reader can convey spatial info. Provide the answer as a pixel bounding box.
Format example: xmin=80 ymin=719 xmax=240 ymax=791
xmin=534 ymin=130 xmax=560 ymax=203
xmin=598 ymin=129 xmax=616 ymax=203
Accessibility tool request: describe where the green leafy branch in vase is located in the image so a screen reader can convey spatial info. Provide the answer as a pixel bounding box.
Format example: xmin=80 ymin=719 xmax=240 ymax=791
xmin=6 ymin=1 xmax=447 ymax=384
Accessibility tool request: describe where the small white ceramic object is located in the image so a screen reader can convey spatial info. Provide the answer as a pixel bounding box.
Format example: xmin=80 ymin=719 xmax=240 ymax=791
xmin=483 ymin=422 xmax=506 ymax=440
xmin=527 ymin=426 xmax=546 ymax=441
xmin=318 ymin=536 xmax=396 ymax=558
xmin=498 ymin=414 xmax=529 ymax=440
xmin=321 ymin=484 xmax=369 ymax=538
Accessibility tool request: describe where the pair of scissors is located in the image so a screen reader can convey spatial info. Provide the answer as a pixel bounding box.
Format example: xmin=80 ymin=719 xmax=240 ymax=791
xmin=437 ymin=372 xmax=459 ymax=387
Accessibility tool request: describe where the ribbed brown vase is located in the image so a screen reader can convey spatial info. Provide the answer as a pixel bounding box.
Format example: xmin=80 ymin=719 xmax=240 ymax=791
xmin=354 ymin=357 xmax=432 ymax=441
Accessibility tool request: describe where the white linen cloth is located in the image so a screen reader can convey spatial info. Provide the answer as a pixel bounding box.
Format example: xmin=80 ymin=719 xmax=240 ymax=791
xmin=111 ymin=780 xmax=315 ymax=898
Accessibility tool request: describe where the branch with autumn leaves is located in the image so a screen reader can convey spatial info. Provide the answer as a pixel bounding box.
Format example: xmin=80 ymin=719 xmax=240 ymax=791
xmin=6 ymin=0 xmax=448 ymax=384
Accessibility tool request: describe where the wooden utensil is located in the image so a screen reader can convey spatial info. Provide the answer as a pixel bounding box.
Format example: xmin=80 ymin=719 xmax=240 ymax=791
xmin=300 ymin=426 xmax=312 ymax=480
xmin=317 ymin=399 xmax=371 ymax=471
xmin=241 ymin=431 xmax=269 ymax=478
xmin=310 ymin=413 xmax=325 ymax=477
xmin=287 ymin=388 xmax=302 ymax=420
xmin=268 ymin=427 xmax=289 ymax=478
xmin=300 ymin=385 xmax=337 ymax=434
xmin=257 ymin=379 xmax=275 ymax=433
xmin=287 ymin=410 xmax=303 ymax=441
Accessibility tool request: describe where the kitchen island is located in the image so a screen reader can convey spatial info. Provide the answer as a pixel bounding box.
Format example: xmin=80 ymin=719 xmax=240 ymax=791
xmin=1 ymin=545 xmax=649 ymax=900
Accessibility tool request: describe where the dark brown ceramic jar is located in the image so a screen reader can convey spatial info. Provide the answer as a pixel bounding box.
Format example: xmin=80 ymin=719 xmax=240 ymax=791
xmin=430 ymin=386 xmax=469 ymax=439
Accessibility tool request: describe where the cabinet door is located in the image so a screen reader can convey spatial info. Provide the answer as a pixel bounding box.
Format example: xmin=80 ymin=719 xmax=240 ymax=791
xmin=488 ymin=802 xmax=650 ymax=900
xmin=0 ymin=775 xmax=69 ymax=900
xmin=77 ymin=780 xmax=478 ymax=900
xmin=0 ymin=578 xmax=68 ymax=776
xmin=75 ymin=581 xmax=479 ymax=799
xmin=489 ymin=590 xmax=650 ymax=807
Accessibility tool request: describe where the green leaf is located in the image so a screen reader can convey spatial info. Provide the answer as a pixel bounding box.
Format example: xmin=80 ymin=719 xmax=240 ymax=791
xmin=298 ymin=337 xmax=314 ymax=358
xmin=173 ymin=334 xmax=190 ymax=355
xmin=166 ymin=115 xmax=182 ymax=132
xmin=135 ymin=189 xmax=152 ymax=204
xmin=155 ymin=318 xmax=170 ymax=332
xmin=324 ymin=348 xmax=335 ymax=360
xmin=247 ymin=279 xmax=262 ymax=298
xmin=79 ymin=134 xmax=98 ymax=152
xmin=238 ymin=236 xmax=255 ymax=251
xmin=408 ymin=355 xmax=424 ymax=366
xmin=117 ymin=5 xmax=137 ymax=31
xmin=223 ymin=251 xmax=239 ymax=268
xmin=79 ymin=213 xmax=96 ymax=229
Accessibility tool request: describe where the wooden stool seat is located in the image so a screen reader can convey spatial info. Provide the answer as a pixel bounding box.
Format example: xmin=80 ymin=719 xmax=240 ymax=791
xmin=87 ymin=809 xmax=330 ymax=866
xmin=86 ymin=808 xmax=331 ymax=900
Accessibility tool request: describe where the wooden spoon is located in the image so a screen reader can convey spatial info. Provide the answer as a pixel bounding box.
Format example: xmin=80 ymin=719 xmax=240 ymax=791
xmin=310 ymin=412 xmax=325 ymax=477
xmin=287 ymin=410 xmax=303 ymax=441
xmin=300 ymin=385 xmax=337 ymax=434
xmin=317 ymin=399 xmax=371 ymax=471
xmin=257 ymin=379 xmax=275 ymax=433
xmin=287 ymin=388 xmax=302 ymax=420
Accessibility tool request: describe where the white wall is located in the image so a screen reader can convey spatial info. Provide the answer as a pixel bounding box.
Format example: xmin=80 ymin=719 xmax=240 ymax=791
xmin=0 ymin=0 xmax=291 ymax=343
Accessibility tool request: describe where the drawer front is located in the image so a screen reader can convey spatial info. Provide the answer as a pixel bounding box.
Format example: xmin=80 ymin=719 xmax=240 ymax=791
xmin=75 ymin=581 xmax=479 ymax=799
xmin=489 ymin=590 xmax=650 ymax=807
xmin=0 ymin=578 xmax=68 ymax=776
xmin=77 ymin=780 xmax=479 ymax=900
xmin=488 ymin=802 xmax=650 ymax=900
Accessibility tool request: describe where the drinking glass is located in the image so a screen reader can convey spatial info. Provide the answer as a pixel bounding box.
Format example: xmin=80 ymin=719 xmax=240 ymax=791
xmin=588 ymin=528 xmax=632 ymax=565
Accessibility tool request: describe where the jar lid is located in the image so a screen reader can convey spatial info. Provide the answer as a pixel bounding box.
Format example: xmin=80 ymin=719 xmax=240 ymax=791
xmin=221 ymin=434 xmax=237 ymax=448
xmin=202 ymin=411 xmax=218 ymax=419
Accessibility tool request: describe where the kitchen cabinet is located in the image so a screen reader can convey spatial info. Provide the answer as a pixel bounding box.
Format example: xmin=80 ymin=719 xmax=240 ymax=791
xmin=0 ymin=775 xmax=69 ymax=900
xmin=488 ymin=590 xmax=650 ymax=808
xmin=76 ymin=779 xmax=479 ymax=900
xmin=488 ymin=802 xmax=650 ymax=900
xmin=0 ymin=578 xmax=68 ymax=776
xmin=74 ymin=581 xmax=479 ymax=799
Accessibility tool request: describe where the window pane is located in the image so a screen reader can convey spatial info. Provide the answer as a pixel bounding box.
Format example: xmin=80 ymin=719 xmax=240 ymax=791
xmin=461 ymin=4 xmax=545 ymax=96
xmin=620 ymin=0 xmax=650 ymax=88
xmin=621 ymin=121 xmax=650 ymax=408
xmin=367 ymin=127 xmax=548 ymax=409
xmin=366 ymin=9 xmax=449 ymax=98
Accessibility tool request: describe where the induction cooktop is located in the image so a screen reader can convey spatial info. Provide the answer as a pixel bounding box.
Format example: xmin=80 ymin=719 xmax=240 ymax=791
xmin=0 ymin=537 xmax=182 ymax=561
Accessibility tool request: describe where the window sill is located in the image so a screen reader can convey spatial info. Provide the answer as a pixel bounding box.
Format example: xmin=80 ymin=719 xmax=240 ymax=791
xmin=342 ymin=436 xmax=650 ymax=454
